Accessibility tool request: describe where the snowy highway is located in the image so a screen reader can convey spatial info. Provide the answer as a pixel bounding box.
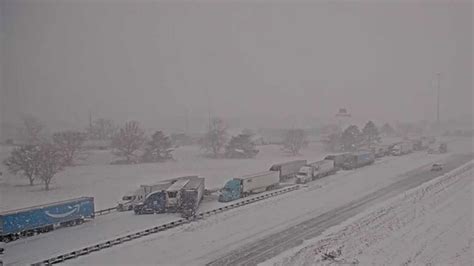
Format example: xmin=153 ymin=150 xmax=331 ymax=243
xmin=2 ymin=140 xmax=471 ymax=265
xmin=62 ymin=141 xmax=471 ymax=265
xmin=208 ymin=153 xmax=473 ymax=265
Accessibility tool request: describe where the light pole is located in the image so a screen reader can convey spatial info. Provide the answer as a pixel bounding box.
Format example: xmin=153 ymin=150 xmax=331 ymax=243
xmin=436 ymin=73 xmax=441 ymax=125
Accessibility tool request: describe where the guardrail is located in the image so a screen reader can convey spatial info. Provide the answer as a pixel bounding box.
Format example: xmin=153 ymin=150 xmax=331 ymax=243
xmin=31 ymin=185 xmax=299 ymax=265
xmin=94 ymin=207 xmax=117 ymax=216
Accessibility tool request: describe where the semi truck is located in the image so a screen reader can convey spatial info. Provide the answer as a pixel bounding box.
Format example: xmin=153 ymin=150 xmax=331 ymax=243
xmin=269 ymin=160 xmax=307 ymax=181
xmin=391 ymin=142 xmax=413 ymax=156
xmin=181 ymin=177 xmax=205 ymax=218
xmin=117 ymin=180 xmax=176 ymax=211
xmin=342 ymin=151 xmax=375 ymax=170
xmin=0 ymin=197 xmax=94 ymax=242
xmin=324 ymin=153 xmax=353 ymax=170
xmin=218 ymin=171 xmax=280 ymax=202
xmin=296 ymin=160 xmax=336 ymax=184
xmin=134 ymin=176 xmax=205 ymax=217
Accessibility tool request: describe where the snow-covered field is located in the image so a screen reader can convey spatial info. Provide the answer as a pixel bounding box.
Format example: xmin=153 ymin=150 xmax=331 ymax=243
xmin=266 ymin=161 xmax=473 ymax=266
xmin=0 ymin=142 xmax=329 ymax=211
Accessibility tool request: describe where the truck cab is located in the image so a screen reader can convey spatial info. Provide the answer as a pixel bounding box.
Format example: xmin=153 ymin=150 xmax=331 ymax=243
xmin=295 ymin=166 xmax=313 ymax=184
xmin=134 ymin=191 xmax=167 ymax=214
xmin=117 ymin=189 xmax=145 ymax=211
xmin=218 ymin=179 xmax=242 ymax=202
xmin=391 ymin=144 xmax=402 ymax=156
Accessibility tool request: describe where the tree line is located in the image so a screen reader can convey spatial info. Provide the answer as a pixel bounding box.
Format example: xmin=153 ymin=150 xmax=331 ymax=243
xmin=2 ymin=116 xmax=175 ymax=190
xmin=322 ymin=121 xmax=397 ymax=152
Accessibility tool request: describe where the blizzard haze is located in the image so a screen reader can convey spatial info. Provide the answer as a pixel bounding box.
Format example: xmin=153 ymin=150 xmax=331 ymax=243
xmin=1 ymin=1 xmax=472 ymax=131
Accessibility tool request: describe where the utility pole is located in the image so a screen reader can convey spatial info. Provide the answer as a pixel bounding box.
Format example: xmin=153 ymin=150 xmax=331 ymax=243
xmin=184 ymin=108 xmax=189 ymax=135
xmin=89 ymin=111 xmax=93 ymax=129
xmin=436 ymin=73 xmax=441 ymax=125
xmin=206 ymin=88 xmax=212 ymax=131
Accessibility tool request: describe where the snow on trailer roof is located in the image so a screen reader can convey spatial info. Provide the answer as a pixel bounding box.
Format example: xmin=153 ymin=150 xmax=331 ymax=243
xmin=240 ymin=171 xmax=276 ymax=180
xmin=0 ymin=196 xmax=93 ymax=216
xmin=183 ymin=177 xmax=204 ymax=190
xmin=166 ymin=178 xmax=190 ymax=192
xmin=269 ymin=160 xmax=306 ymax=170
xmin=309 ymin=159 xmax=333 ymax=166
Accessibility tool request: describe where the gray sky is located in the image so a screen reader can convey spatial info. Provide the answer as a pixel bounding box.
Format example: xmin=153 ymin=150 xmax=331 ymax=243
xmin=1 ymin=1 xmax=472 ymax=131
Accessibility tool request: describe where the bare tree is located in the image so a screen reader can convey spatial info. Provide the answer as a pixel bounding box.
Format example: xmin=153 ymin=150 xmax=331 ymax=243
xmin=21 ymin=115 xmax=44 ymax=144
xmin=111 ymin=121 xmax=146 ymax=163
xmin=141 ymin=131 xmax=174 ymax=162
xmin=36 ymin=144 xmax=64 ymax=190
xmin=52 ymin=131 xmax=87 ymax=166
xmin=282 ymin=129 xmax=308 ymax=156
xmin=200 ymin=118 xmax=228 ymax=158
xmin=3 ymin=145 xmax=41 ymax=186
xmin=87 ymin=118 xmax=118 ymax=140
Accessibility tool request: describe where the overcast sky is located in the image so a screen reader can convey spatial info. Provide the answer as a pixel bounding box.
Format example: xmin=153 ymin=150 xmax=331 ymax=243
xmin=1 ymin=1 xmax=472 ymax=131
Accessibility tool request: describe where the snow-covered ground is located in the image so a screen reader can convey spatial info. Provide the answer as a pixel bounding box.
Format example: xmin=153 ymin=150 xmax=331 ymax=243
xmin=266 ymin=161 xmax=473 ymax=266
xmin=0 ymin=142 xmax=330 ymax=211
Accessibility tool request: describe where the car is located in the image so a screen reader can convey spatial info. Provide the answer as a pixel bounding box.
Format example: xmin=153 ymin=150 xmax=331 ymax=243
xmin=431 ymin=163 xmax=443 ymax=171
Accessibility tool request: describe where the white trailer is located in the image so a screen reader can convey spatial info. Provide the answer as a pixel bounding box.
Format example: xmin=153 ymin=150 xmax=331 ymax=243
xmin=296 ymin=160 xmax=335 ymax=184
xmin=269 ymin=160 xmax=307 ymax=181
xmin=240 ymin=171 xmax=280 ymax=195
xmin=391 ymin=142 xmax=413 ymax=156
xmin=165 ymin=178 xmax=190 ymax=212
xmin=313 ymin=160 xmax=336 ymax=177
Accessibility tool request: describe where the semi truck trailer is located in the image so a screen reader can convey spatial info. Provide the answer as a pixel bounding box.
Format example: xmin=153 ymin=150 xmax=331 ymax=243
xmin=324 ymin=153 xmax=353 ymax=170
xmin=135 ymin=176 xmax=205 ymax=217
xmin=342 ymin=151 xmax=375 ymax=170
xmin=218 ymin=171 xmax=280 ymax=202
xmin=181 ymin=177 xmax=205 ymax=218
xmin=391 ymin=142 xmax=413 ymax=156
xmin=296 ymin=160 xmax=336 ymax=184
xmin=269 ymin=160 xmax=307 ymax=181
xmin=0 ymin=197 xmax=94 ymax=242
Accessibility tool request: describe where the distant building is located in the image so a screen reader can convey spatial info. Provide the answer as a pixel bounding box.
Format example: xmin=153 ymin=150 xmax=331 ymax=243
xmin=335 ymin=108 xmax=352 ymax=130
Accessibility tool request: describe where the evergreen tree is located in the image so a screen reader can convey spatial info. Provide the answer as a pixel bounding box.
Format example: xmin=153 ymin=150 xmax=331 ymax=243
xmin=341 ymin=125 xmax=362 ymax=151
xmin=225 ymin=133 xmax=259 ymax=158
xmin=362 ymin=121 xmax=381 ymax=146
xmin=142 ymin=131 xmax=174 ymax=162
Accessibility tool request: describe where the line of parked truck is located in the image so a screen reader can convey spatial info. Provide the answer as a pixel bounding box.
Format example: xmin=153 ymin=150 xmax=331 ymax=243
xmin=1 ymin=136 xmax=445 ymax=243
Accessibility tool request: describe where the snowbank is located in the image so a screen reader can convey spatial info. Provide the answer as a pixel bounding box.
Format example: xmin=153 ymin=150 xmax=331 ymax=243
xmin=264 ymin=160 xmax=473 ymax=266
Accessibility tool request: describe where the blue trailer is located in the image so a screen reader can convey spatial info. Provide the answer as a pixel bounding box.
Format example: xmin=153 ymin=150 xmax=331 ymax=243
xmin=0 ymin=197 xmax=94 ymax=242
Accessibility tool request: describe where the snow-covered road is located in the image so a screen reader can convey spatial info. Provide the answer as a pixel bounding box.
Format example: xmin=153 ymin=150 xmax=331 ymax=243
xmin=267 ymin=160 xmax=473 ymax=266
xmin=61 ymin=152 xmax=469 ymax=265
xmin=208 ymin=154 xmax=473 ymax=266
